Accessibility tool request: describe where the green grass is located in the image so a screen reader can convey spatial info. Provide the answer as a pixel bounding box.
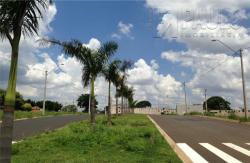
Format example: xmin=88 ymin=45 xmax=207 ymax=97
xmin=0 ymin=110 xmax=84 ymax=120
xmin=12 ymin=115 xmax=181 ymax=163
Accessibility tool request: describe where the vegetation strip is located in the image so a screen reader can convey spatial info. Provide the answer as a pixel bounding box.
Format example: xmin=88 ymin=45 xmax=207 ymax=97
xmin=195 ymin=115 xmax=250 ymax=125
xmin=12 ymin=115 xmax=181 ymax=163
xmin=147 ymin=115 xmax=192 ymax=163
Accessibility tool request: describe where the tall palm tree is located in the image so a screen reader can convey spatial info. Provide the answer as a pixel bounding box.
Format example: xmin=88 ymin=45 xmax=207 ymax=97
xmin=119 ymin=60 xmax=132 ymax=114
xmin=82 ymin=42 xmax=118 ymax=124
xmin=41 ymin=38 xmax=118 ymax=124
xmin=113 ymin=74 xmax=122 ymax=116
xmin=0 ymin=1 xmax=48 ymax=161
xmin=102 ymin=60 xmax=121 ymax=124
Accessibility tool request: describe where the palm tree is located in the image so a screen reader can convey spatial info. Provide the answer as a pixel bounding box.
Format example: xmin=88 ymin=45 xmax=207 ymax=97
xmin=122 ymin=85 xmax=134 ymax=113
xmin=82 ymin=42 xmax=118 ymax=124
xmin=102 ymin=60 xmax=121 ymax=124
xmin=41 ymin=38 xmax=118 ymax=124
xmin=113 ymin=74 xmax=122 ymax=116
xmin=118 ymin=60 xmax=132 ymax=114
xmin=0 ymin=1 xmax=48 ymax=161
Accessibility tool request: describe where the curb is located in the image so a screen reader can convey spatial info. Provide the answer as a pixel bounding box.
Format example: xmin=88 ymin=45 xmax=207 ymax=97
xmin=147 ymin=115 xmax=192 ymax=163
xmin=0 ymin=114 xmax=84 ymax=123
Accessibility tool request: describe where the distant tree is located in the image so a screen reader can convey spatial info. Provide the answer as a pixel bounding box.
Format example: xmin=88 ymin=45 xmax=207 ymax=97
xmin=36 ymin=100 xmax=62 ymax=112
xmin=0 ymin=89 xmax=24 ymax=110
xmin=77 ymin=94 xmax=98 ymax=113
xmin=0 ymin=89 xmax=5 ymax=107
xmin=21 ymin=103 xmax=32 ymax=111
xmin=102 ymin=59 xmax=121 ymax=124
xmin=203 ymin=96 xmax=231 ymax=111
xmin=25 ymin=99 xmax=36 ymax=107
xmin=61 ymin=105 xmax=77 ymax=112
xmin=135 ymin=100 xmax=151 ymax=108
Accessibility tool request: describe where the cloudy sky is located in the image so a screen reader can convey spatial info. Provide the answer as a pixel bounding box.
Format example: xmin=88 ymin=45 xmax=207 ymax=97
xmin=1 ymin=0 xmax=250 ymax=109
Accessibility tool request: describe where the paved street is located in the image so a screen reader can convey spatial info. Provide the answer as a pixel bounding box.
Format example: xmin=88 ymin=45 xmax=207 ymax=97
xmin=0 ymin=114 xmax=88 ymax=141
xmin=150 ymin=115 xmax=250 ymax=163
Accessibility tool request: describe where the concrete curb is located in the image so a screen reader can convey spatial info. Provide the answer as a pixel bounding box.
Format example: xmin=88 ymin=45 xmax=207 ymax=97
xmin=147 ymin=115 xmax=192 ymax=163
xmin=0 ymin=114 xmax=84 ymax=123
xmin=195 ymin=115 xmax=250 ymax=125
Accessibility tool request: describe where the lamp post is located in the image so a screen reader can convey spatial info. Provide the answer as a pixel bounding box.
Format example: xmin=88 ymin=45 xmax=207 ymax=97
xmin=34 ymin=63 xmax=64 ymax=116
xmin=211 ymin=40 xmax=248 ymax=119
xmin=42 ymin=70 xmax=48 ymax=115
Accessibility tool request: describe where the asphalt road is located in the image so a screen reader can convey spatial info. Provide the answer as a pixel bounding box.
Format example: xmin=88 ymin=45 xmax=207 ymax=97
xmin=0 ymin=114 xmax=88 ymax=141
xmin=150 ymin=115 xmax=250 ymax=163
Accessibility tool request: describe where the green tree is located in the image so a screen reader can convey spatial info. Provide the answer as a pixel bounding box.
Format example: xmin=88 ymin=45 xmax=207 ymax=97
xmin=36 ymin=100 xmax=62 ymax=112
xmin=61 ymin=105 xmax=77 ymax=112
xmin=0 ymin=89 xmax=25 ymax=110
xmin=136 ymin=100 xmax=152 ymax=108
xmin=203 ymin=96 xmax=231 ymax=111
xmin=21 ymin=103 xmax=32 ymax=111
xmin=25 ymin=99 xmax=36 ymax=107
xmin=116 ymin=60 xmax=132 ymax=114
xmin=0 ymin=1 xmax=49 ymax=161
xmin=41 ymin=38 xmax=118 ymax=124
xmin=102 ymin=60 xmax=121 ymax=124
xmin=77 ymin=94 xmax=98 ymax=112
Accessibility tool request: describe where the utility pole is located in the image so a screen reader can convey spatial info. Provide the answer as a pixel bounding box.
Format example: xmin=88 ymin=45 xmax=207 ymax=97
xmin=42 ymin=70 xmax=48 ymax=116
xmin=240 ymin=49 xmax=248 ymax=119
xmin=211 ymin=40 xmax=248 ymax=119
xmin=183 ymin=82 xmax=188 ymax=113
xmin=204 ymin=89 xmax=208 ymax=112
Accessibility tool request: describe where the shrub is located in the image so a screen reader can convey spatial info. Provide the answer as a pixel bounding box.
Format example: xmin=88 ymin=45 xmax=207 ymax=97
xmin=203 ymin=112 xmax=215 ymax=116
xmin=239 ymin=117 xmax=250 ymax=122
xmin=21 ymin=103 xmax=32 ymax=111
xmin=227 ymin=113 xmax=238 ymax=120
xmin=61 ymin=105 xmax=77 ymax=112
xmin=185 ymin=112 xmax=202 ymax=115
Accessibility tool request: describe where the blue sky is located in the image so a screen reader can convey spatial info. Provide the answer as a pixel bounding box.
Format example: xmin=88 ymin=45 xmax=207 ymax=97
xmin=47 ymin=1 xmax=188 ymax=81
xmin=1 ymin=0 xmax=250 ymax=108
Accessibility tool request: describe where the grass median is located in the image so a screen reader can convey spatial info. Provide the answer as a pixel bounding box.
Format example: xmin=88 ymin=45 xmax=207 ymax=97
xmin=12 ymin=114 xmax=181 ymax=163
xmin=0 ymin=110 xmax=83 ymax=120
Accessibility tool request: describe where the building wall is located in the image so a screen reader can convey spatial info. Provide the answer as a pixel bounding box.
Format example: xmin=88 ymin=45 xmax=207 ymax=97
xmin=134 ymin=108 xmax=162 ymax=115
xmin=176 ymin=104 xmax=203 ymax=115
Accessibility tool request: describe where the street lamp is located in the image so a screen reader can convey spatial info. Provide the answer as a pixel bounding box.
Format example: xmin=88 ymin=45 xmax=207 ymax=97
xmin=211 ymin=39 xmax=248 ymax=119
xmin=33 ymin=63 xmax=64 ymax=115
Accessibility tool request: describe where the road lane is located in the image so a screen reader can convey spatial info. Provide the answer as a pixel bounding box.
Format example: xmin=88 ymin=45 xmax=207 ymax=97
xmin=0 ymin=114 xmax=88 ymax=141
xmin=150 ymin=115 xmax=250 ymax=163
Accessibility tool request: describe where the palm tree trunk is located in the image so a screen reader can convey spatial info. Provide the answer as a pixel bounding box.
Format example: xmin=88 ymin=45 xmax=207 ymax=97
xmin=115 ymin=87 xmax=118 ymax=116
xmin=121 ymin=96 xmax=124 ymax=114
xmin=90 ymin=77 xmax=95 ymax=124
xmin=107 ymin=81 xmax=111 ymax=125
xmin=0 ymin=43 xmax=19 ymax=163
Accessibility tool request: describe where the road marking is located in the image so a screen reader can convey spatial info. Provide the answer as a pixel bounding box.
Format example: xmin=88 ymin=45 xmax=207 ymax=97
xmin=223 ymin=143 xmax=250 ymax=157
xmin=177 ymin=143 xmax=208 ymax=163
xmin=246 ymin=143 xmax=250 ymax=146
xmin=200 ymin=143 xmax=242 ymax=163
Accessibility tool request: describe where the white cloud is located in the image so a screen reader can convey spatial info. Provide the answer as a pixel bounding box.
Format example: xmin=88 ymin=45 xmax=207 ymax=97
xmin=127 ymin=59 xmax=183 ymax=107
xmin=157 ymin=14 xmax=250 ymax=53
xmin=161 ymin=49 xmax=250 ymax=107
xmin=111 ymin=21 xmax=134 ymax=39
xmin=146 ymin=0 xmax=250 ymax=14
xmin=82 ymin=38 xmax=101 ymax=51
xmin=150 ymin=59 xmax=159 ymax=69
xmin=146 ymin=0 xmax=250 ymax=108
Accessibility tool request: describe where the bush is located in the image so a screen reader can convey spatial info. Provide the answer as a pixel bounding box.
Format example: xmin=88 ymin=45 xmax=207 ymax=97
xmin=203 ymin=112 xmax=215 ymax=116
xmin=21 ymin=103 xmax=32 ymax=111
xmin=185 ymin=112 xmax=202 ymax=115
xmin=61 ymin=105 xmax=77 ymax=112
xmin=239 ymin=117 xmax=250 ymax=122
xmin=227 ymin=113 xmax=239 ymax=120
